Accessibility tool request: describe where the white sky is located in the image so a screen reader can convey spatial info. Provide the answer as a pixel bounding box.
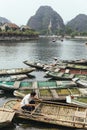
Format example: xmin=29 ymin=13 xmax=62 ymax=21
xmin=0 ymin=0 xmax=87 ymax=26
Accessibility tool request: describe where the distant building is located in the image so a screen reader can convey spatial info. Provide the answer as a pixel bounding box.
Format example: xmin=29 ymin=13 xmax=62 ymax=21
xmin=20 ymin=25 xmax=31 ymax=31
xmin=0 ymin=23 xmax=19 ymax=31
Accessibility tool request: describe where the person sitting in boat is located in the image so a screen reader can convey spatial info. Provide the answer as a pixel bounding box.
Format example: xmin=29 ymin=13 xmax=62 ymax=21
xmin=21 ymin=91 xmax=40 ymax=111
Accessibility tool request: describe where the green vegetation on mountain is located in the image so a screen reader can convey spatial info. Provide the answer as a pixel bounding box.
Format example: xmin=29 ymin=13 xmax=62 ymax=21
xmin=27 ymin=6 xmax=65 ymax=35
xmin=65 ymin=14 xmax=87 ymax=36
xmin=1 ymin=7 xmax=87 ymax=37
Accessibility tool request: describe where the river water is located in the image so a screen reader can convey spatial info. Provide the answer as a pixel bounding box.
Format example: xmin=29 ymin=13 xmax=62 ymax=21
xmin=0 ymin=37 xmax=87 ymax=130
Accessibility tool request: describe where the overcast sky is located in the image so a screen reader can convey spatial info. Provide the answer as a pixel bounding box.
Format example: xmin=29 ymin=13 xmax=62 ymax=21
xmin=0 ymin=0 xmax=87 ymax=26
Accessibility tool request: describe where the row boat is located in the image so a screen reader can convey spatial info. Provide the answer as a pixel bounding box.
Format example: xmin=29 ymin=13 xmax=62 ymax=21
xmin=23 ymin=61 xmax=44 ymax=70
xmin=66 ymin=95 xmax=87 ymax=107
xmin=0 ymin=80 xmax=76 ymax=91
xmin=63 ymin=59 xmax=87 ymax=65
xmin=0 ymin=74 xmax=28 ymax=81
xmin=0 ymin=107 xmax=15 ymax=128
xmin=0 ymin=67 xmax=36 ymax=76
xmin=66 ymin=63 xmax=87 ymax=70
xmin=3 ymin=99 xmax=87 ymax=129
xmin=13 ymin=86 xmax=81 ymax=100
xmin=45 ymin=68 xmax=87 ymax=75
xmin=45 ymin=71 xmax=87 ymax=80
xmin=73 ymin=78 xmax=87 ymax=88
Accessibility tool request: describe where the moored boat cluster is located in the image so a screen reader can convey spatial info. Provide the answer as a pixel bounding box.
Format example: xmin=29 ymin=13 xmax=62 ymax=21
xmin=0 ymin=59 xmax=87 ymax=129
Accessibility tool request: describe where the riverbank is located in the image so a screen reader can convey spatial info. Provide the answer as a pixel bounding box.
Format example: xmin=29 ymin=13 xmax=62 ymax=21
xmin=0 ymin=36 xmax=39 ymax=41
xmin=40 ymin=35 xmax=87 ymax=40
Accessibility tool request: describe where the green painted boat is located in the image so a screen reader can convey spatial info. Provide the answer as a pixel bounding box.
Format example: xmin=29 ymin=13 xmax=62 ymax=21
xmin=0 ymin=80 xmax=76 ymax=91
xmin=13 ymin=87 xmax=81 ymax=100
xmin=46 ymin=71 xmax=87 ymax=80
xmin=3 ymin=99 xmax=87 ymax=129
xmin=66 ymin=63 xmax=87 ymax=70
xmin=0 ymin=74 xmax=28 ymax=82
xmin=66 ymin=95 xmax=87 ymax=107
xmin=73 ymin=78 xmax=87 ymax=88
xmin=63 ymin=59 xmax=87 ymax=65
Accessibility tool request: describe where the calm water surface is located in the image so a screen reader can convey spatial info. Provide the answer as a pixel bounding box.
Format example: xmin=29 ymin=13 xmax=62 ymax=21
xmin=0 ymin=38 xmax=87 ymax=130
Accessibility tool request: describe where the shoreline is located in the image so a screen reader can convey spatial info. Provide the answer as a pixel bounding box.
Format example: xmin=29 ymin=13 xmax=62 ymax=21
xmin=0 ymin=36 xmax=39 ymax=42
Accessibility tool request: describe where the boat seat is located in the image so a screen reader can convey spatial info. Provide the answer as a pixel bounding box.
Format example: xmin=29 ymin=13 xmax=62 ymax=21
xmin=54 ymin=68 xmax=60 ymax=72
xmin=32 ymin=81 xmax=37 ymax=89
xmin=56 ymin=81 xmax=62 ymax=86
xmin=69 ymin=74 xmax=75 ymax=79
xmin=65 ymin=69 xmax=70 ymax=73
xmin=13 ymin=102 xmax=21 ymax=110
xmin=50 ymin=89 xmax=59 ymax=98
xmin=74 ymin=111 xmax=86 ymax=118
xmin=13 ymin=81 xmax=20 ymax=88
xmin=57 ymin=72 xmax=64 ymax=77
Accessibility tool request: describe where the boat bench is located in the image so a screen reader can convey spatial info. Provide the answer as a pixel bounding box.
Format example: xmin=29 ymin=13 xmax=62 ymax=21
xmin=54 ymin=68 xmax=60 ymax=72
xmin=65 ymin=69 xmax=70 ymax=73
xmin=57 ymin=72 xmax=64 ymax=77
xmin=13 ymin=81 xmax=20 ymax=88
xmin=50 ymin=89 xmax=59 ymax=98
xmin=74 ymin=111 xmax=86 ymax=118
xmin=69 ymin=74 xmax=75 ymax=79
xmin=13 ymin=101 xmax=21 ymax=110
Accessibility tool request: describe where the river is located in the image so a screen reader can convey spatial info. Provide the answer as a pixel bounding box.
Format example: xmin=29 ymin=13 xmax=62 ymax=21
xmin=0 ymin=37 xmax=87 ymax=130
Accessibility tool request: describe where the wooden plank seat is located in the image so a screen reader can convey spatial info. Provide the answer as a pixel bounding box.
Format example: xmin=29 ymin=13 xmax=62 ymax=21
xmin=69 ymin=74 xmax=75 ymax=79
xmin=57 ymin=72 xmax=64 ymax=77
xmin=56 ymin=81 xmax=62 ymax=86
xmin=32 ymin=82 xmax=39 ymax=98
xmin=50 ymin=89 xmax=59 ymax=98
xmin=32 ymin=82 xmax=38 ymax=89
xmin=0 ymin=108 xmax=15 ymax=122
xmin=13 ymin=101 xmax=21 ymax=110
xmin=65 ymin=69 xmax=70 ymax=73
xmin=54 ymin=68 xmax=60 ymax=72
xmin=13 ymin=81 xmax=20 ymax=88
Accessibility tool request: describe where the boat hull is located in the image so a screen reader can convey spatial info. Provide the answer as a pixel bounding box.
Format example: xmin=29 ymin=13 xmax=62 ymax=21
xmin=3 ymin=99 xmax=87 ymax=129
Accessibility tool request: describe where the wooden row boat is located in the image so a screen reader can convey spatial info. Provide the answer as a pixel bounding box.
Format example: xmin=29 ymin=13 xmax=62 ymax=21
xmin=63 ymin=59 xmax=87 ymax=65
xmin=23 ymin=61 xmax=66 ymax=71
xmin=23 ymin=60 xmax=87 ymax=71
xmin=44 ymin=63 xmax=87 ymax=71
xmin=3 ymin=99 xmax=87 ymax=129
xmin=66 ymin=95 xmax=87 ymax=107
xmin=66 ymin=63 xmax=87 ymax=70
xmin=13 ymin=86 xmax=81 ymax=100
xmin=45 ymin=68 xmax=87 ymax=75
xmin=23 ymin=61 xmax=44 ymax=69
xmin=0 ymin=74 xmax=28 ymax=81
xmin=73 ymin=78 xmax=87 ymax=88
xmin=0 ymin=67 xmax=36 ymax=76
xmin=0 ymin=107 xmax=15 ymax=128
xmin=45 ymin=71 xmax=87 ymax=80
xmin=0 ymin=80 xmax=76 ymax=91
